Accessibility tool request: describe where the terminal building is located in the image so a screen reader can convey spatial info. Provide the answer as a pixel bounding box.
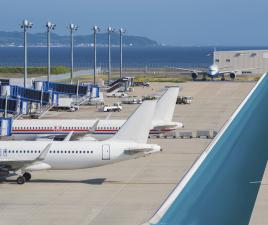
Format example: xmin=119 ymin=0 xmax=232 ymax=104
xmin=214 ymin=50 xmax=268 ymax=75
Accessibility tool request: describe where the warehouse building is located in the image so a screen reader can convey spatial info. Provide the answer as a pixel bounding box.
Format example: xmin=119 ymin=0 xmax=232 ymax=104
xmin=214 ymin=50 xmax=268 ymax=75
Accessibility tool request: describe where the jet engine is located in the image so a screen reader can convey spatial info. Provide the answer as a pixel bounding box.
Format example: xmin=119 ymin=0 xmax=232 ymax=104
xmin=230 ymin=73 xmax=236 ymax=79
xmin=23 ymin=162 xmax=51 ymax=171
xmin=191 ymin=72 xmax=198 ymax=80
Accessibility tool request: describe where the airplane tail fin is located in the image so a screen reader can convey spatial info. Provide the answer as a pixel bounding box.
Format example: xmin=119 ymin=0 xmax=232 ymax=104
xmin=143 ymin=73 xmax=268 ymax=225
xmin=153 ymin=87 xmax=179 ymax=123
xmin=110 ymin=100 xmax=157 ymax=144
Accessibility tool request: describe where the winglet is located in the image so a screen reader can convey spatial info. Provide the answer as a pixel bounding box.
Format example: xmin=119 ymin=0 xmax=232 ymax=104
xmin=63 ymin=131 xmax=74 ymax=141
xmin=37 ymin=143 xmax=53 ymax=161
xmin=90 ymin=119 xmax=99 ymax=132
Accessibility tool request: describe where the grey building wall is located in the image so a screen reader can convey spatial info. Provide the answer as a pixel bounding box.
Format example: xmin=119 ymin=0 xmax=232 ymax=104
xmin=214 ymin=50 xmax=268 ymax=75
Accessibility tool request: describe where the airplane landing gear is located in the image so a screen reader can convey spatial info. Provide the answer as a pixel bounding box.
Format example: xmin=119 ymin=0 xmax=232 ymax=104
xmin=23 ymin=172 xmax=32 ymax=181
xmin=16 ymin=172 xmax=31 ymax=184
xmin=16 ymin=176 xmax=26 ymax=185
xmin=221 ymin=75 xmax=225 ymax=81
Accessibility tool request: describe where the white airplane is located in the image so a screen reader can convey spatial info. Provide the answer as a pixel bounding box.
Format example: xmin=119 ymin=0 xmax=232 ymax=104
xmin=11 ymin=87 xmax=183 ymax=140
xmin=0 ymin=100 xmax=161 ymax=185
xmin=175 ymin=64 xmax=241 ymax=81
xmin=142 ymin=73 xmax=268 ymax=225
xmin=173 ymin=50 xmax=259 ymax=81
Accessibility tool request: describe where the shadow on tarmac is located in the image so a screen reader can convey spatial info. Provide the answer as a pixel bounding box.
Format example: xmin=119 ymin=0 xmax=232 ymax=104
xmin=0 ymin=178 xmax=106 ymax=185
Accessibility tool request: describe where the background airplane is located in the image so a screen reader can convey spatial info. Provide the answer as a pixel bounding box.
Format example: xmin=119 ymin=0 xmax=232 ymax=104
xmin=12 ymin=87 xmax=182 ymax=140
xmin=174 ymin=64 xmax=243 ymax=80
xmin=142 ymin=73 xmax=268 ymax=225
xmin=0 ymin=100 xmax=161 ymax=185
xmin=172 ymin=51 xmax=257 ymax=81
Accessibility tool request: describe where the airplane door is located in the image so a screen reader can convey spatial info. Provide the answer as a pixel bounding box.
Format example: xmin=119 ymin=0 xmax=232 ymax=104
xmin=102 ymin=144 xmax=110 ymax=160
xmin=0 ymin=149 xmax=7 ymax=158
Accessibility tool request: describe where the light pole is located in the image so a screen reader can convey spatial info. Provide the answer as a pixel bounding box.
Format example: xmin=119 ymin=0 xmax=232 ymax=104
xmin=107 ymin=27 xmax=115 ymax=85
xmin=92 ymin=25 xmax=100 ymax=85
xmin=69 ymin=23 xmax=78 ymax=84
xmin=20 ymin=19 xmax=33 ymax=88
xmin=119 ymin=28 xmax=126 ymax=78
xmin=46 ymin=21 xmax=56 ymax=83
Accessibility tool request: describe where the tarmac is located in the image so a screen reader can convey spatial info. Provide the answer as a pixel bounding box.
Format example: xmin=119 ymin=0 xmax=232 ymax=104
xmin=0 ymin=80 xmax=267 ymax=225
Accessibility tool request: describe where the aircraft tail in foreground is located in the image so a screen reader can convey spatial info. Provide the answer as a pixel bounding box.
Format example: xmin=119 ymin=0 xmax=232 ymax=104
xmin=143 ymin=73 xmax=268 ymax=225
xmin=111 ymin=100 xmax=157 ymax=144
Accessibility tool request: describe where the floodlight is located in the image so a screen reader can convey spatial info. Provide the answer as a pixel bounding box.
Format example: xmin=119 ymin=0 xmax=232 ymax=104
xmin=69 ymin=23 xmax=78 ymax=83
xmin=20 ymin=19 xmax=33 ymax=88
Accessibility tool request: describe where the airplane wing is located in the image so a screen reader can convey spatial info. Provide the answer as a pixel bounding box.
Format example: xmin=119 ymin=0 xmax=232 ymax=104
xmin=0 ymin=143 xmax=52 ymax=171
xmin=166 ymin=67 xmax=205 ymax=73
xmin=142 ymin=73 xmax=268 ymax=225
xmin=219 ymin=67 xmax=260 ymax=75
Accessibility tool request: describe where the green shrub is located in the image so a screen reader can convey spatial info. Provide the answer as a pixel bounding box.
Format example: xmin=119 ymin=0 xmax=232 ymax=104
xmin=0 ymin=66 xmax=70 ymax=75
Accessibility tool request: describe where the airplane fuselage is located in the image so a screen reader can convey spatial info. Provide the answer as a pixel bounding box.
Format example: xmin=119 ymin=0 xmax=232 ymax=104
xmin=207 ymin=64 xmax=220 ymax=77
xmin=0 ymin=141 xmax=160 ymax=171
xmin=11 ymin=119 xmax=183 ymax=139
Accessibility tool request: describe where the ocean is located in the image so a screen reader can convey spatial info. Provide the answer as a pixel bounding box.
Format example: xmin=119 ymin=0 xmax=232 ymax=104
xmin=0 ymin=46 xmax=267 ymax=69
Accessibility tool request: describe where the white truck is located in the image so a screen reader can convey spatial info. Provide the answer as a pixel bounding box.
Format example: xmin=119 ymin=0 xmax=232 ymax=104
xmin=101 ymin=103 xmax=122 ymax=112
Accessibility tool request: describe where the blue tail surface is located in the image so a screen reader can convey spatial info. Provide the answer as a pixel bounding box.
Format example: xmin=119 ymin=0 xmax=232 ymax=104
xmin=144 ymin=74 xmax=268 ymax=225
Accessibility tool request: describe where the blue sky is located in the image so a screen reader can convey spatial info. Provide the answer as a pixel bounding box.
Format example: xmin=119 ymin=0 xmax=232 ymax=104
xmin=1 ymin=0 xmax=267 ymax=46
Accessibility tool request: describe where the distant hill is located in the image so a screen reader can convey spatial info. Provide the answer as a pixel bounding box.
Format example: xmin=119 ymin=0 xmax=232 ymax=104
xmin=0 ymin=31 xmax=159 ymax=47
